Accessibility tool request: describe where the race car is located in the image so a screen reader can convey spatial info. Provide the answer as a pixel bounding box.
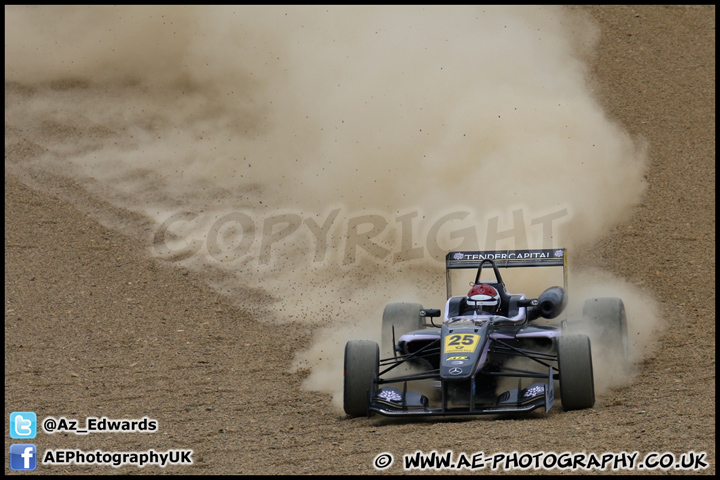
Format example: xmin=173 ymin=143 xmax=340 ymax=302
xmin=343 ymin=248 xmax=628 ymax=417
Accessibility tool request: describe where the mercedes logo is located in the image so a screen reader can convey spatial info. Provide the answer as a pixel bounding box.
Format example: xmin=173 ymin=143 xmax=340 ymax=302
xmin=448 ymin=367 xmax=462 ymax=375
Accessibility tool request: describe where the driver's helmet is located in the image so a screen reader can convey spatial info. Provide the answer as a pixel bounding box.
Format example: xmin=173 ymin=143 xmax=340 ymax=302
xmin=466 ymin=284 xmax=501 ymax=314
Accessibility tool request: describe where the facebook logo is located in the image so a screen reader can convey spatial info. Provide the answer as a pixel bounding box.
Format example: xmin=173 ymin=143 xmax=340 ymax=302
xmin=10 ymin=411 xmax=37 ymax=439
xmin=10 ymin=444 xmax=37 ymax=471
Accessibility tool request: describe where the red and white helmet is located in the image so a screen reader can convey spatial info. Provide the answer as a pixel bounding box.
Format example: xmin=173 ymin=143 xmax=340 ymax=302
xmin=467 ymin=284 xmax=501 ymax=314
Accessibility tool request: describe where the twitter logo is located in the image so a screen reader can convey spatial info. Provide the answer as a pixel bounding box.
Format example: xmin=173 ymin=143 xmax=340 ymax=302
xmin=10 ymin=412 xmax=37 ymax=439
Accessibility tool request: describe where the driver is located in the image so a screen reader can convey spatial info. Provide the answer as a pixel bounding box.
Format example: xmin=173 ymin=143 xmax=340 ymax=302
xmin=465 ymin=284 xmax=501 ymax=315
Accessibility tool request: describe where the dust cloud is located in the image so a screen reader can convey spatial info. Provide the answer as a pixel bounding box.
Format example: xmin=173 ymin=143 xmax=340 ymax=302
xmin=5 ymin=5 xmax=658 ymax=411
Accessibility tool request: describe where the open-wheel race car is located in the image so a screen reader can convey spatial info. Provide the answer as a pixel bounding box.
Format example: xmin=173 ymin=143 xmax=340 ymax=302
xmin=343 ymin=249 xmax=628 ymax=418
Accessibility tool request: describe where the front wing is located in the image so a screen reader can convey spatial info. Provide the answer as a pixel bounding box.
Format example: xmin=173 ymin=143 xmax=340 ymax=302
xmin=368 ymin=366 xmax=555 ymax=417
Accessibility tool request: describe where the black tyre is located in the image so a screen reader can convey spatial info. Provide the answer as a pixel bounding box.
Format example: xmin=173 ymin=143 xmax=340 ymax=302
xmin=583 ymin=297 xmax=628 ymax=358
xmin=558 ymin=334 xmax=595 ymax=410
xmin=343 ymin=340 xmax=379 ymax=417
xmin=381 ymin=302 xmax=423 ymax=358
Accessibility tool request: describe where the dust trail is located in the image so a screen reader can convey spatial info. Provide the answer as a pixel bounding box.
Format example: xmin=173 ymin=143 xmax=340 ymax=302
xmin=5 ymin=5 xmax=658 ymax=411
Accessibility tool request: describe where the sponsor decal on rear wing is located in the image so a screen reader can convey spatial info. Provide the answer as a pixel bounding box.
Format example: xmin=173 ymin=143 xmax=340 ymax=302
xmin=445 ymin=249 xmax=567 ymax=298
xmin=446 ymin=249 xmax=566 ymax=269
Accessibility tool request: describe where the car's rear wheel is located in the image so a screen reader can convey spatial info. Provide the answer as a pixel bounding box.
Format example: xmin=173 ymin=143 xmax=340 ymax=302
xmin=558 ymin=334 xmax=595 ymax=410
xmin=381 ymin=302 xmax=424 ymax=358
xmin=583 ymin=297 xmax=628 ymax=358
xmin=343 ymin=340 xmax=379 ymax=417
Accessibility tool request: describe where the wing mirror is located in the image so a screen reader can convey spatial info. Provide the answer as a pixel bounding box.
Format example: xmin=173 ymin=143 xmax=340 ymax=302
xmin=517 ymin=298 xmax=538 ymax=308
xmin=420 ymin=309 xmax=441 ymax=318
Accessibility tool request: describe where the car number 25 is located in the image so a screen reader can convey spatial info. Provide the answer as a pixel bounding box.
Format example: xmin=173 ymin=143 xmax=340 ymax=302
xmin=444 ymin=334 xmax=480 ymax=353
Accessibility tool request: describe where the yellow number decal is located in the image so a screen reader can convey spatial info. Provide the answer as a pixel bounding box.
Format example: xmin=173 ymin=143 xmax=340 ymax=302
xmin=444 ymin=334 xmax=480 ymax=353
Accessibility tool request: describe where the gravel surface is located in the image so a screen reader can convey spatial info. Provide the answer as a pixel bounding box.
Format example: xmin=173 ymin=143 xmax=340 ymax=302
xmin=5 ymin=5 xmax=714 ymax=475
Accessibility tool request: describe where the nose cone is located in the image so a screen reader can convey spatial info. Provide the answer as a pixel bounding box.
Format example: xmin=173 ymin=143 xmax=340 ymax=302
xmin=440 ymin=323 xmax=487 ymax=380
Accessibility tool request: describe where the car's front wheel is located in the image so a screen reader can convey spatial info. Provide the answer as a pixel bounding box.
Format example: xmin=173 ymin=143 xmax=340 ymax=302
xmin=558 ymin=334 xmax=595 ymax=410
xmin=343 ymin=340 xmax=379 ymax=417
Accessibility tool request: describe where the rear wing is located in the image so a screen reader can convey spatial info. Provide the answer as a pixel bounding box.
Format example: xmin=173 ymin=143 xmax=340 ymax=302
xmin=445 ymin=249 xmax=567 ymax=298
